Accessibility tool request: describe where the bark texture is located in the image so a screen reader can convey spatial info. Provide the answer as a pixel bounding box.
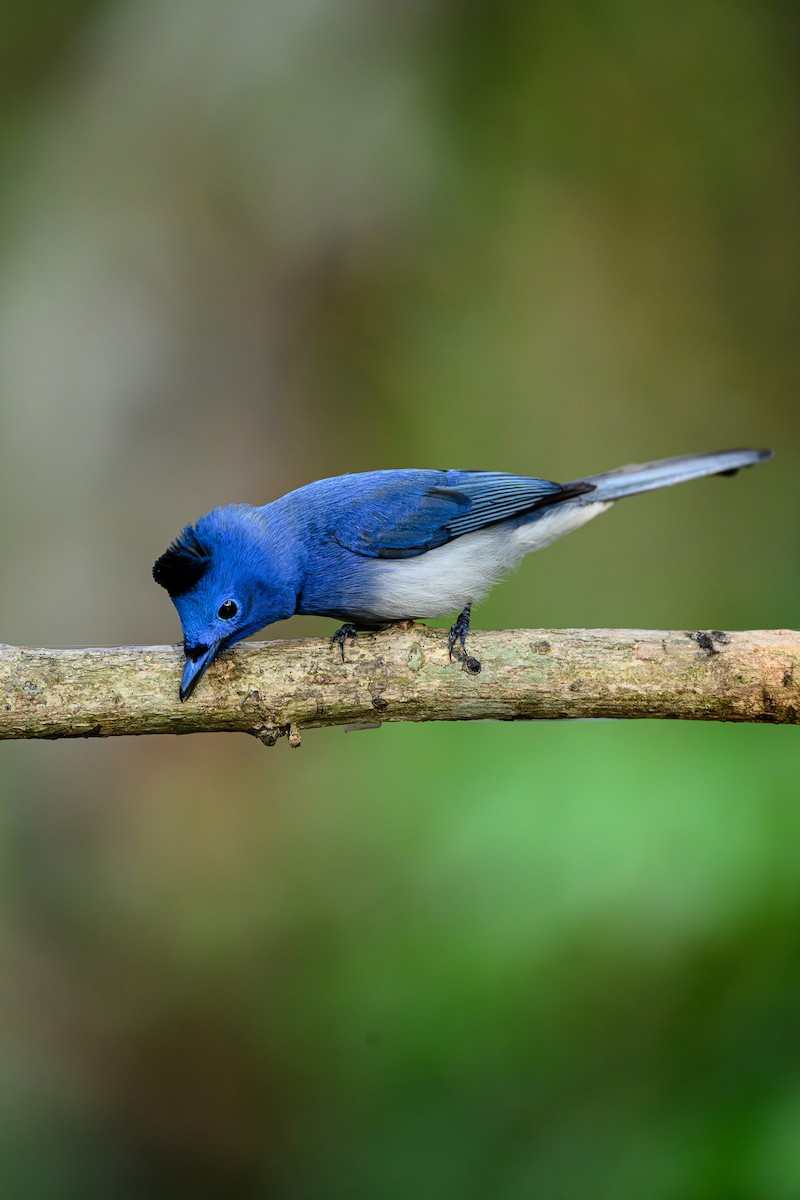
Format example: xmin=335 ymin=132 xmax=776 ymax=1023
xmin=1 ymin=626 xmax=798 ymax=746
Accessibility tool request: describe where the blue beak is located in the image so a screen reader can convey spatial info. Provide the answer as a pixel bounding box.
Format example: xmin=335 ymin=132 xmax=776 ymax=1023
xmin=180 ymin=642 xmax=221 ymax=702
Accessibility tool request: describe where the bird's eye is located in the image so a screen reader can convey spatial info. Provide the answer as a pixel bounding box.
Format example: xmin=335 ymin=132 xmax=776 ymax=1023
xmin=218 ymin=599 xmax=238 ymax=620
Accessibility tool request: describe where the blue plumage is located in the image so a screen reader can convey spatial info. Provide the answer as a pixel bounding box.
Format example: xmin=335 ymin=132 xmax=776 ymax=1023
xmin=264 ymin=468 xmax=591 ymax=560
xmin=153 ymin=449 xmax=772 ymax=699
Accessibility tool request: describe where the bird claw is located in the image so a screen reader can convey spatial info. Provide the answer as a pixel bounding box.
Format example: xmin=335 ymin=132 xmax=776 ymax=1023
xmin=332 ymin=623 xmax=359 ymax=662
xmin=448 ymin=605 xmax=481 ymax=672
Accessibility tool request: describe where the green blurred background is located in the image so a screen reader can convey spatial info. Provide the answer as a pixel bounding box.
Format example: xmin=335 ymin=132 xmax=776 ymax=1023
xmin=0 ymin=1 xmax=798 ymax=1196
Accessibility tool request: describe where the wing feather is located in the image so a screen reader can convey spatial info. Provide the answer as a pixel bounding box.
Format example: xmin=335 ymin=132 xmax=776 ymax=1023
xmin=328 ymin=470 xmax=593 ymax=559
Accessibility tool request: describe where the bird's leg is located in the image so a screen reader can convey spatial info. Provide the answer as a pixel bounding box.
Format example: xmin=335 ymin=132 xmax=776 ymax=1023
xmin=448 ymin=605 xmax=471 ymax=659
xmin=332 ymin=623 xmax=359 ymax=662
xmin=448 ymin=605 xmax=481 ymax=673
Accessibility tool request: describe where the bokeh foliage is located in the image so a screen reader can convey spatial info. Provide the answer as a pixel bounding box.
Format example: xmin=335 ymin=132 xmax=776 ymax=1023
xmin=0 ymin=1 xmax=798 ymax=1196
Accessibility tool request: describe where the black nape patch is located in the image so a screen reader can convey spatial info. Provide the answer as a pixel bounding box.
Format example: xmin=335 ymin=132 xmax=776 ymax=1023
xmin=152 ymin=525 xmax=211 ymax=597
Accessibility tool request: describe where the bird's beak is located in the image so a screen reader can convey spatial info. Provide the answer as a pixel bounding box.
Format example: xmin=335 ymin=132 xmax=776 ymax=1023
xmin=180 ymin=642 xmax=221 ymax=702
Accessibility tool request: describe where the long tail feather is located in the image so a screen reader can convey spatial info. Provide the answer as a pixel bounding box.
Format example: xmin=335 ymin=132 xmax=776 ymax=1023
xmin=571 ymin=448 xmax=773 ymax=503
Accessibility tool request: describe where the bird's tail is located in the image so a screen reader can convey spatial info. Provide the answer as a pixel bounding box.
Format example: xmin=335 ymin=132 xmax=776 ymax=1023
xmin=570 ymin=448 xmax=773 ymax=503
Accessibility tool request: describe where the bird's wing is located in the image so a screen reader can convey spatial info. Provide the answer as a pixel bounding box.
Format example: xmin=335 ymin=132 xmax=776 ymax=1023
xmin=329 ymin=470 xmax=593 ymax=559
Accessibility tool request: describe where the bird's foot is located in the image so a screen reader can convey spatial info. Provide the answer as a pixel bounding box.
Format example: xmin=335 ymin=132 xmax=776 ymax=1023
xmin=448 ymin=606 xmax=481 ymax=674
xmin=332 ymin=623 xmax=359 ymax=662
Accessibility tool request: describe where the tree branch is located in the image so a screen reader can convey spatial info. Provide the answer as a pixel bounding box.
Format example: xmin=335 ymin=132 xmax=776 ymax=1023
xmin=1 ymin=626 xmax=798 ymax=746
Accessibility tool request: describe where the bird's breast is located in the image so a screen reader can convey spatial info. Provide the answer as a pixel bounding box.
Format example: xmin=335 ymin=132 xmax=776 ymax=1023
xmin=359 ymin=524 xmax=523 ymax=619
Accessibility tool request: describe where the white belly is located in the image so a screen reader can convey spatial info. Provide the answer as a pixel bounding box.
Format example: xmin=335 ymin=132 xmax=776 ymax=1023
xmin=364 ymin=500 xmax=611 ymax=620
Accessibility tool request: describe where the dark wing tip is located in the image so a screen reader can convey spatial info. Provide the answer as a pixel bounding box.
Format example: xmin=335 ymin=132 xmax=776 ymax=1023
xmin=152 ymin=524 xmax=211 ymax=597
xmin=561 ymin=480 xmax=597 ymax=499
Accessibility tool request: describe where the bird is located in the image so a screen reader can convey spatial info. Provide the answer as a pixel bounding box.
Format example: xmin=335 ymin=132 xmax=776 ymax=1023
xmin=153 ymin=448 xmax=773 ymax=700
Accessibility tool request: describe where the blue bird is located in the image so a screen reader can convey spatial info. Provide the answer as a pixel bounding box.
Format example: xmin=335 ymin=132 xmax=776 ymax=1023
xmin=153 ymin=448 xmax=773 ymax=700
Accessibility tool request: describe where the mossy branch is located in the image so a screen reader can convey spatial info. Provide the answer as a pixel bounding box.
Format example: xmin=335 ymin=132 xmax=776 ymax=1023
xmin=1 ymin=626 xmax=798 ymax=747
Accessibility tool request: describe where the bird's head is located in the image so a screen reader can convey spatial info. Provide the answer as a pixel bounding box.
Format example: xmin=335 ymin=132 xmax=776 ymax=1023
xmin=153 ymin=505 xmax=296 ymax=700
